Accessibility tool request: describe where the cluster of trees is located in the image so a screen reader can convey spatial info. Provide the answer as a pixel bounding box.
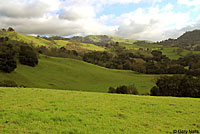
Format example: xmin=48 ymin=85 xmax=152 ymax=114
xmin=36 ymin=46 xmax=80 ymax=59
xmin=1 ymin=27 xmax=15 ymax=32
xmin=0 ymin=40 xmax=17 ymax=73
xmin=83 ymin=49 xmax=191 ymax=74
xmin=0 ymin=37 xmax=38 ymax=73
xmin=151 ymin=75 xmax=200 ymax=98
xmin=83 ymin=51 xmax=138 ymax=70
xmin=108 ymin=84 xmax=138 ymax=95
xmin=19 ymin=45 xmax=38 ymax=67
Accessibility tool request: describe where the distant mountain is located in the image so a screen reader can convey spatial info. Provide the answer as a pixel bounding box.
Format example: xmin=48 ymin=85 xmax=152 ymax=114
xmin=157 ymin=30 xmax=200 ymax=50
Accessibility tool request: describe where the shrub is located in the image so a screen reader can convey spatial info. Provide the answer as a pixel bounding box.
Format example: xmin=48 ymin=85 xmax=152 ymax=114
xmin=0 ymin=80 xmax=18 ymax=87
xmin=108 ymin=87 xmax=116 ymax=93
xmin=19 ymin=45 xmax=38 ymax=67
xmin=108 ymin=84 xmax=139 ymax=95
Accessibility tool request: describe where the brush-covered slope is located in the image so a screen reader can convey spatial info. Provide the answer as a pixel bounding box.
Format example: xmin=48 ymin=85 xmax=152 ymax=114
xmin=0 ymin=55 xmax=155 ymax=93
xmin=157 ymin=29 xmax=200 ymax=47
xmin=0 ymin=87 xmax=200 ymax=134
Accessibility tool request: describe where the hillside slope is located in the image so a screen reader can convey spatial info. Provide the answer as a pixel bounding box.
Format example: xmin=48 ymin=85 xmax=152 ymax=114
xmin=0 ymin=31 xmax=105 ymax=51
xmin=157 ymin=29 xmax=200 ymax=48
xmin=0 ymin=55 xmax=155 ymax=93
xmin=0 ymin=87 xmax=200 ymax=134
xmin=71 ymin=35 xmax=136 ymax=45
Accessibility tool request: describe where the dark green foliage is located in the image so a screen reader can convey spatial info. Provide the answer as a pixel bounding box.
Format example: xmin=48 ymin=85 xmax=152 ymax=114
xmin=35 ymin=46 xmax=79 ymax=59
xmin=108 ymin=87 xmax=116 ymax=93
xmin=167 ymin=65 xmax=186 ymax=74
xmin=150 ymin=75 xmax=200 ymax=98
xmin=19 ymin=45 xmax=38 ymax=67
xmin=108 ymin=84 xmax=138 ymax=95
xmin=83 ymin=51 xmax=136 ymax=70
xmin=0 ymin=37 xmax=9 ymax=42
xmin=187 ymin=68 xmax=200 ymax=77
xmin=7 ymin=27 xmax=15 ymax=32
xmin=151 ymin=50 xmax=162 ymax=57
xmin=0 ymin=42 xmax=17 ymax=73
xmin=0 ymin=80 xmax=18 ymax=87
xmin=0 ymin=53 xmax=17 ymax=73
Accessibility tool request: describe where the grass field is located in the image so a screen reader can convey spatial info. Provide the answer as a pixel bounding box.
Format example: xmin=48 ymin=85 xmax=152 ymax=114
xmin=0 ymin=55 xmax=156 ymax=94
xmin=0 ymin=87 xmax=200 ymax=134
xmin=54 ymin=40 xmax=105 ymax=51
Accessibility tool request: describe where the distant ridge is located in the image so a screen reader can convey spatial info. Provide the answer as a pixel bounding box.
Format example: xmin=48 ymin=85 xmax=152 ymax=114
xmin=157 ymin=29 xmax=200 ymax=49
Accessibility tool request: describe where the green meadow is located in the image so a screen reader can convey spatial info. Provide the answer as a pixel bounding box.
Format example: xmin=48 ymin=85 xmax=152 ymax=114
xmin=0 ymin=55 xmax=156 ymax=94
xmin=0 ymin=87 xmax=200 ymax=134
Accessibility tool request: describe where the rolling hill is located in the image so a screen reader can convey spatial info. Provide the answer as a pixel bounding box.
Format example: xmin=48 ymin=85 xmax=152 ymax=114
xmin=71 ymin=35 xmax=136 ymax=46
xmin=0 ymin=31 xmax=105 ymax=52
xmin=156 ymin=29 xmax=200 ymax=48
xmin=0 ymin=55 xmax=155 ymax=94
xmin=0 ymin=87 xmax=200 ymax=134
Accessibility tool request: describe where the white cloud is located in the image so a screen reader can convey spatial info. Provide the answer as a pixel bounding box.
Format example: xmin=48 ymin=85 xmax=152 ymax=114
xmin=177 ymin=0 xmax=200 ymax=6
xmin=0 ymin=0 xmax=199 ymax=41
xmin=163 ymin=3 xmax=174 ymax=11
xmin=0 ymin=0 xmax=61 ymax=18
xmin=59 ymin=5 xmax=96 ymax=20
xmin=115 ymin=6 xmax=191 ymax=41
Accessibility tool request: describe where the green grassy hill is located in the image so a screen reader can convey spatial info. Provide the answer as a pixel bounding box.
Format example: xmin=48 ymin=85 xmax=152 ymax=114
xmin=0 ymin=55 xmax=155 ymax=94
xmin=54 ymin=40 xmax=105 ymax=51
xmin=0 ymin=31 xmax=51 ymax=47
xmin=2 ymin=31 xmax=198 ymax=60
xmin=0 ymin=31 xmax=105 ymax=52
xmin=1 ymin=87 xmax=200 ymax=134
xmin=71 ymin=35 xmax=137 ymax=45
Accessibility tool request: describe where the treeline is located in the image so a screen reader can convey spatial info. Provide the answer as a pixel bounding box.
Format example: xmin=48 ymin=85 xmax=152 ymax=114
xmin=83 ymin=48 xmax=199 ymax=75
xmin=36 ymin=46 xmax=80 ymax=59
xmin=151 ymin=75 xmax=200 ymax=98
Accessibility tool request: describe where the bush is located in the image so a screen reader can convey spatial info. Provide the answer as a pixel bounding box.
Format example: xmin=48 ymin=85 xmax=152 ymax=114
xmin=0 ymin=53 xmax=17 ymax=73
xmin=108 ymin=87 xmax=116 ymax=93
xmin=19 ymin=45 xmax=38 ymax=67
xmin=0 ymin=80 xmax=18 ymax=87
xmin=150 ymin=75 xmax=200 ymax=98
xmin=108 ymin=84 xmax=139 ymax=95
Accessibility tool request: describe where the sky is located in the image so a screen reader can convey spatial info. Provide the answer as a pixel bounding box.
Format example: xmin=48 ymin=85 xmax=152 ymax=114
xmin=0 ymin=0 xmax=200 ymax=41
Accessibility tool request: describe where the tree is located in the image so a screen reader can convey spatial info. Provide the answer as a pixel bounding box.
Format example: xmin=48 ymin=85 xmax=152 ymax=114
xmin=108 ymin=87 xmax=116 ymax=93
xmin=150 ymin=75 xmax=200 ymax=98
xmin=7 ymin=27 xmax=15 ymax=32
xmin=0 ymin=53 xmax=17 ymax=73
xmin=151 ymin=50 xmax=162 ymax=57
xmin=19 ymin=45 xmax=38 ymax=67
xmin=108 ymin=84 xmax=138 ymax=95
